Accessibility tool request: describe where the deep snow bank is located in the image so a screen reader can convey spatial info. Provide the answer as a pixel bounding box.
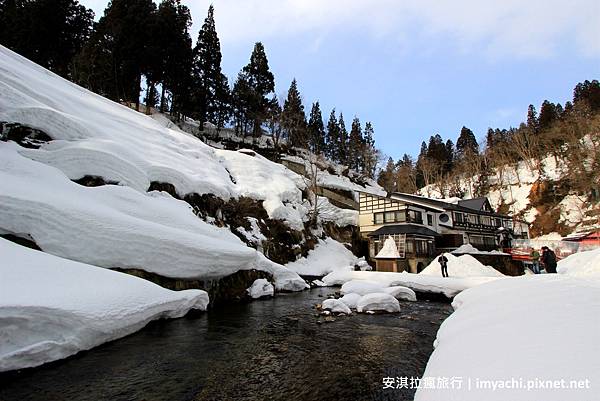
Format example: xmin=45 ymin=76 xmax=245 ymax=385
xmin=420 ymin=253 xmax=505 ymax=278
xmin=0 ymin=238 xmax=208 ymax=372
xmin=0 ymin=142 xmax=307 ymax=291
xmin=557 ymin=247 xmax=600 ymax=278
xmin=285 ymin=237 xmax=358 ymax=276
xmin=415 ymin=275 xmax=600 ymax=401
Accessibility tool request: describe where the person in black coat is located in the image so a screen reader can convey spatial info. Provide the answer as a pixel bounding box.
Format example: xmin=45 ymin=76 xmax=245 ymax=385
xmin=438 ymin=254 xmax=449 ymax=277
xmin=541 ymin=246 xmax=557 ymax=273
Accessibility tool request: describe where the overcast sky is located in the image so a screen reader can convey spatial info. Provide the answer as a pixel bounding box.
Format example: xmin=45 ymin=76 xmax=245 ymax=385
xmin=80 ymin=0 xmax=600 ymax=160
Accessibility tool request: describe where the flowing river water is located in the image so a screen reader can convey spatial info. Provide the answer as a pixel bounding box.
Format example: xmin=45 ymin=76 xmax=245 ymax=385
xmin=0 ymin=287 xmax=452 ymax=401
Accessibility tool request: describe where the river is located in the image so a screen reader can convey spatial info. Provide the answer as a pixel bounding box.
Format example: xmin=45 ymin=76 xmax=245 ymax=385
xmin=0 ymin=287 xmax=452 ymax=401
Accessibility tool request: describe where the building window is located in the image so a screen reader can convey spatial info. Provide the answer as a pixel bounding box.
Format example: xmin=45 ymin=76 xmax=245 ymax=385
xmin=455 ymin=212 xmax=463 ymax=223
xmin=427 ymin=214 xmax=433 ymax=226
xmin=466 ymin=214 xmax=478 ymax=224
xmin=374 ymin=210 xmax=407 ymax=224
xmin=480 ymin=216 xmax=491 ymax=226
xmin=408 ymin=210 xmax=423 ymax=224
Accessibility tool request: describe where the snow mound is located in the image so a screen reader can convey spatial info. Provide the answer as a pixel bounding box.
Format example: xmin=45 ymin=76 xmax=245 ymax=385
xmin=285 ymin=237 xmax=358 ymax=276
xmin=451 ymin=243 xmax=509 ymax=255
xmin=0 ymin=238 xmax=208 ymax=372
xmin=341 ymin=280 xmax=386 ymax=295
xmin=246 ymin=279 xmax=274 ymax=299
xmin=375 ymin=236 xmax=400 ymax=258
xmin=383 ymin=286 xmax=417 ymax=301
xmin=415 ymin=275 xmax=600 ymax=401
xmin=321 ymin=299 xmax=351 ymax=315
xmin=356 ymin=293 xmax=400 ymax=313
xmin=322 ymin=270 xmax=500 ymax=298
xmin=0 ymin=142 xmax=307 ymax=290
xmin=421 ymin=253 xmax=504 ymax=278
xmin=339 ymin=293 xmax=362 ymax=309
xmin=558 ymin=248 xmax=600 ymax=278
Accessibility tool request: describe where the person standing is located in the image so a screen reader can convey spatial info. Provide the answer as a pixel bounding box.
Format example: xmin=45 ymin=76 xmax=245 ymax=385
xmin=530 ymin=248 xmax=541 ymax=274
xmin=541 ymin=246 xmax=558 ymax=273
xmin=438 ymin=253 xmax=449 ymax=277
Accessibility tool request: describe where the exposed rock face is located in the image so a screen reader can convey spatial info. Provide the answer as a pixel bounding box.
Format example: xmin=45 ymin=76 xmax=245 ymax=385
xmin=73 ymin=175 xmax=119 ymax=187
xmin=112 ymin=268 xmax=273 ymax=307
xmin=1 ymin=122 xmax=52 ymax=148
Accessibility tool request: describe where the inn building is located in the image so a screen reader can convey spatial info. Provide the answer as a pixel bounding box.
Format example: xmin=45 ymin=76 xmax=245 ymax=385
xmin=359 ymin=192 xmax=529 ymax=273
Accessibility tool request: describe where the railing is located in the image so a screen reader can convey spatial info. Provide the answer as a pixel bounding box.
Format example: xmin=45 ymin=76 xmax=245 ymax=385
xmin=453 ymin=221 xmax=500 ymax=231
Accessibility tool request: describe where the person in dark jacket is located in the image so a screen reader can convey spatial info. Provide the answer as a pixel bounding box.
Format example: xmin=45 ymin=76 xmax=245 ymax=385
xmin=541 ymin=246 xmax=558 ymax=273
xmin=438 ymin=254 xmax=449 ymax=277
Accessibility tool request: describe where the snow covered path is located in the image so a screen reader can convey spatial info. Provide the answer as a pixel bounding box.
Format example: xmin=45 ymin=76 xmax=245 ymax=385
xmin=0 ymin=238 xmax=209 ymax=372
xmin=415 ymin=275 xmax=600 ymax=401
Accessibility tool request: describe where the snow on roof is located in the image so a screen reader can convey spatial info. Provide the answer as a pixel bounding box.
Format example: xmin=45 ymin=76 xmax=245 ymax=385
xmin=375 ymin=236 xmax=401 ymax=259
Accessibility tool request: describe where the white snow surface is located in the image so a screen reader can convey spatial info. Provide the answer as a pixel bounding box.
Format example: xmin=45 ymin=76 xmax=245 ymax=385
xmin=557 ymin=247 xmax=600 ymax=278
xmin=415 ymin=275 xmax=600 ymax=401
xmin=375 ymin=236 xmax=400 ymax=258
xmin=339 ymin=293 xmax=363 ymax=309
xmin=285 ymin=237 xmax=358 ymax=276
xmin=340 ymin=280 xmax=386 ymax=295
xmin=0 ymin=45 xmax=313 ymax=232
xmin=356 ymin=293 xmax=401 ymax=313
xmin=0 ymin=142 xmax=307 ymax=291
xmin=382 ymin=286 xmax=417 ymax=301
xmin=451 ymin=243 xmax=509 ymax=255
xmin=315 ymin=196 xmax=358 ymax=227
xmin=321 ymin=298 xmax=351 ymax=314
xmin=322 ymin=270 xmax=499 ymax=298
xmin=0 ymin=238 xmax=208 ymax=372
xmin=421 ymin=253 xmax=505 ymax=278
xmin=246 ymin=279 xmax=274 ymax=299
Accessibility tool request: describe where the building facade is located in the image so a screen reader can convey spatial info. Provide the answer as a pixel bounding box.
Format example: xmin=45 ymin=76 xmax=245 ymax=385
xmin=358 ymin=192 xmax=529 ymax=273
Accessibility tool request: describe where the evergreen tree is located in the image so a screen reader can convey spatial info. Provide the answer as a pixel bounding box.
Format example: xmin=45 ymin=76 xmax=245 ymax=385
xmin=325 ymin=109 xmax=339 ymax=161
xmin=76 ymin=0 xmax=156 ymax=106
xmin=151 ymin=0 xmax=193 ymax=116
xmin=338 ymin=112 xmax=348 ymax=165
xmin=307 ymin=101 xmax=326 ymax=154
xmin=362 ymin=121 xmax=377 ymax=177
xmin=456 ymin=126 xmax=479 ymax=158
xmin=231 ymin=71 xmax=253 ymax=135
xmin=444 ymin=139 xmax=455 ymax=173
xmin=538 ymin=100 xmax=559 ymax=131
xmin=377 ymin=157 xmax=396 ymax=194
xmin=348 ymin=117 xmax=364 ymax=171
xmin=1 ymin=0 xmax=94 ymax=78
xmin=573 ymin=79 xmax=600 ymax=112
xmin=527 ymin=104 xmax=538 ymax=132
xmin=280 ymin=78 xmax=307 ymax=148
xmin=192 ymin=4 xmax=229 ymax=128
xmin=242 ymin=42 xmax=275 ymax=136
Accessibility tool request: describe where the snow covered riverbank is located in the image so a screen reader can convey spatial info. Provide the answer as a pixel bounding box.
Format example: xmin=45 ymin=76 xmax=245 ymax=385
xmin=321 ymin=270 xmax=499 ymax=298
xmin=415 ymin=249 xmax=600 ymax=401
xmin=0 ymin=239 xmax=209 ymax=372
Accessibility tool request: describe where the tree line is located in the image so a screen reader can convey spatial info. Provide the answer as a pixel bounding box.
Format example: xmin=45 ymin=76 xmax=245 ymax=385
xmin=0 ymin=0 xmax=379 ymax=178
xmin=378 ymin=79 xmax=600 ymax=202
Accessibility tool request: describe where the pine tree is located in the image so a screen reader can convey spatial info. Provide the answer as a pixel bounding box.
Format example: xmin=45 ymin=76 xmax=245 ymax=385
xmin=192 ymin=5 xmax=229 ymax=128
xmin=242 ymin=42 xmax=275 ymax=136
xmin=326 ymin=109 xmax=339 ymax=161
xmin=538 ymin=100 xmax=559 ymax=131
xmin=338 ymin=112 xmax=348 ymax=165
xmin=151 ymin=0 xmax=193 ymax=116
xmin=377 ymin=157 xmax=396 ymax=194
xmin=1 ymin=0 xmax=94 ymax=78
xmin=456 ymin=126 xmax=479 ymax=158
xmin=280 ymin=78 xmax=307 ymax=148
xmin=307 ymin=101 xmax=326 ymax=154
xmin=362 ymin=121 xmax=377 ymax=177
xmin=231 ymin=72 xmax=253 ymax=135
xmin=527 ymin=104 xmax=538 ymax=132
xmin=348 ymin=117 xmax=364 ymax=171
xmin=444 ymin=139 xmax=455 ymax=173
xmin=76 ymin=0 xmax=156 ymax=106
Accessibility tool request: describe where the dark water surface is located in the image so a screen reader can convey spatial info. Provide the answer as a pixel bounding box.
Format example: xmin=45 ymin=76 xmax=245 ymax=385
xmin=0 ymin=288 xmax=452 ymax=401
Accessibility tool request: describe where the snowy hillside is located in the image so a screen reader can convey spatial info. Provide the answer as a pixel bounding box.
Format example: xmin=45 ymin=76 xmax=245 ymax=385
xmin=420 ymin=154 xmax=598 ymax=237
xmin=0 ymin=45 xmax=373 ymax=287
